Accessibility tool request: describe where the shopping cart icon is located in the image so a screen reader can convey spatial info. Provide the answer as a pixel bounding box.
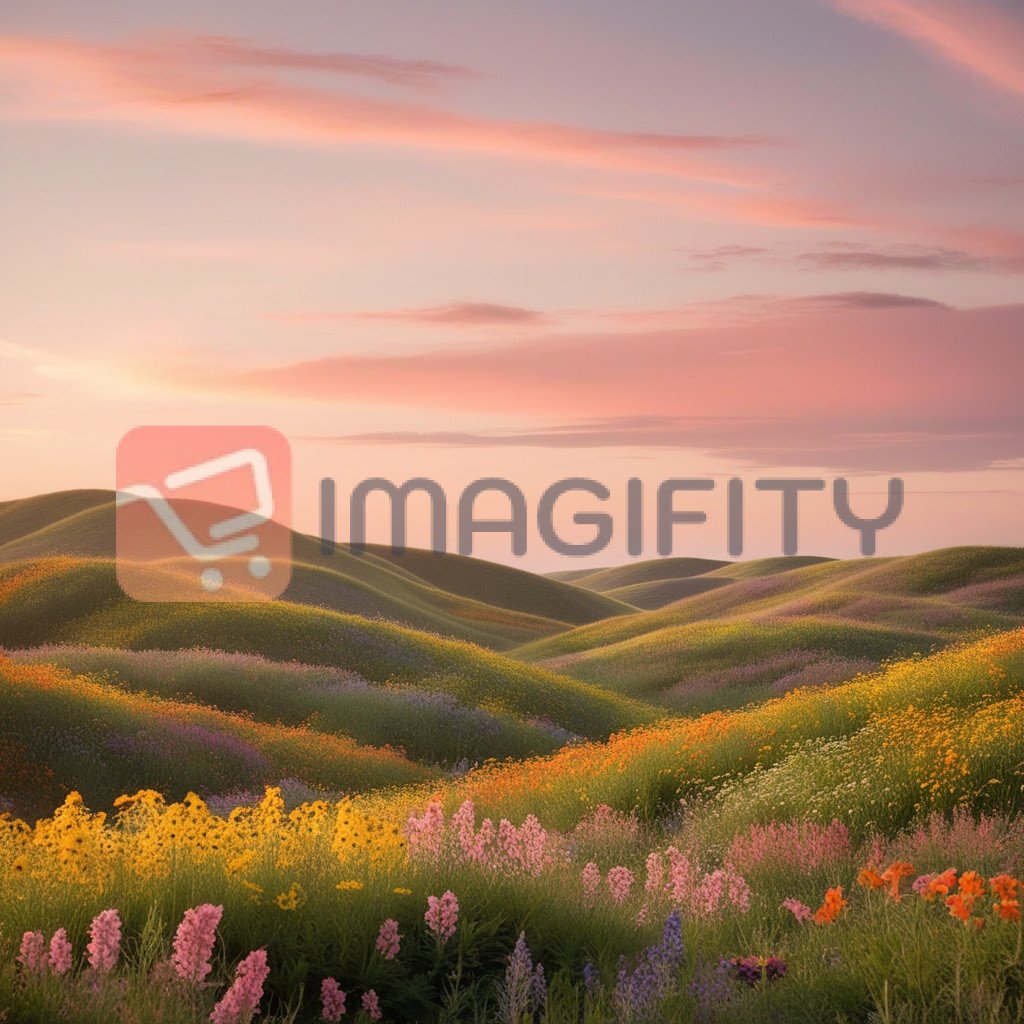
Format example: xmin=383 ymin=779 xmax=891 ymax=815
xmin=116 ymin=426 xmax=292 ymax=601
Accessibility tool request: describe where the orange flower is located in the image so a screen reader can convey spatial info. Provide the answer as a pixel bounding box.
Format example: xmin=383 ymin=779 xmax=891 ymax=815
xmin=991 ymin=874 xmax=1020 ymax=901
xmin=958 ymin=871 xmax=986 ymax=899
xmin=995 ymin=899 xmax=1021 ymax=923
xmin=857 ymin=867 xmax=885 ymax=890
xmin=881 ymin=861 xmax=914 ymax=902
xmin=924 ymin=869 xmax=957 ymax=901
xmin=946 ymin=894 xmax=972 ymax=923
xmin=813 ymin=886 xmax=848 ymax=925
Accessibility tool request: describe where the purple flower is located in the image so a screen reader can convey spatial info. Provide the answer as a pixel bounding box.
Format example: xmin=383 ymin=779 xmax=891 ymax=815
xmin=613 ymin=911 xmax=685 ymax=1022
xmin=725 ymin=955 xmax=789 ymax=988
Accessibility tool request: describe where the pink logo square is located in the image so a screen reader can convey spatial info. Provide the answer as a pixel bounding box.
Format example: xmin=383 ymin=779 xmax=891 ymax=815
xmin=116 ymin=426 xmax=292 ymax=601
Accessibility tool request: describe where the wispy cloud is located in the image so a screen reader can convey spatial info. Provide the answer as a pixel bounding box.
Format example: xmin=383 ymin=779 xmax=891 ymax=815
xmin=307 ymin=413 xmax=1024 ymax=472
xmin=798 ymin=243 xmax=983 ymax=271
xmin=262 ymin=302 xmax=551 ymax=327
xmin=0 ymin=34 xmax=772 ymax=184
xmin=825 ymin=0 xmax=1024 ymax=99
xmin=679 ymin=240 xmax=1011 ymax=274
xmin=167 ymin=34 xmax=478 ymax=89
xmin=151 ymin=297 xmax=1024 ymax=474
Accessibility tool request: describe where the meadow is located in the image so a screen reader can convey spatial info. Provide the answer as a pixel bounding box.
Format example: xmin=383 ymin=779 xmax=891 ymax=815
xmin=2 ymin=499 xmax=1024 ymax=1022
xmin=4 ymin=631 xmax=1024 ymax=1022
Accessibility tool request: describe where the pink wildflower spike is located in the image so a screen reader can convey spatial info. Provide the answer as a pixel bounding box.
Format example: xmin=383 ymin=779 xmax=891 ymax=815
xmin=210 ymin=949 xmax=270 ymax=1024
xmin=172 ymin=904 xmax=223 ymax=984
xmin=607 ymin=865 xmax=635 ymax=904
xmin=582 ymin=861 xmax=601 ymax=895
xmin=87 ymin=909 xmax=122 ymax=974
xmin=425 ymin=890 xmax=459 ymax=942
xmin=375 ymin=918 xmax=401 ymax=960
xmin=48 ymin=928 xmax=73 ymax=975
xmin=782 ymin=897 xmax=813 ymax=923
xmin=362 ymin=989 xmax=383 ymax=1021
xmin=405 ymin=801 xmax=446 ymax=862
xmin=320 ymin=977 xmax=347 ymax=1021
xmin=18 ymin=931 xmax=47 ymax=975
xmin=644 ymin=852 xmax=665 ymax=895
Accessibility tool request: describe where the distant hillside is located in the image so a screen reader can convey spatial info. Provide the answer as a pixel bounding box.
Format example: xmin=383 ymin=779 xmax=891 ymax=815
xmin=547 ymin=554 xmax=832 ymax=609
xmin=0 ymin=557 xmax=657 ymax=739
xmin=516 ymin=547 xmax=1024 ymax=713
xmin=552 ymin=557 xmax=732 ymax=591
xmin=602 ymin=577 xmax=731 ymax=610
xmin=0 ymin=491 xmax=632 ymax=648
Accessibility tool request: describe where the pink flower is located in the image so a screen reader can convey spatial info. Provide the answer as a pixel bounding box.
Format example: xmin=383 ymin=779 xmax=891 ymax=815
xmin=87 ymin=909 xmax=122 ymax=974
xmin=375 ymin=918 xmax=401 ymax=960
xmin=210 ymin=949 xmax=270 ymax=1024
xmin=362 ymin=989 xmax=382 ymax=1021
xmin=607 ymin=866 xmax=635 ymax=904
xmin=405 ymin=802 xmax=446 ymax=862
xmin=912 ymin=874 xmax=934 ymax=896
xmin=782 ymin=897 xmax=813 ymax=923
xmin=644 ymin=852 xmax=664 ymax=895
xmin=320 ymin=977 xmax=347 ymax=1021
xmin=49 ymin=928 xmax=73 ymax=975
xmin=726 ymin=821 xmax=850 ymax=876
xmin=425 ymin=891 xmax=459 ymax=943
xmin=665 ymin=846 xmax=696 ymax=903
xmin=172 ymin=904 xmax=223 ymax=984
xmin=582 ymin=861 xmax=601 ymax=895
xmin=18 ymin=931 xmax=47 ymax=975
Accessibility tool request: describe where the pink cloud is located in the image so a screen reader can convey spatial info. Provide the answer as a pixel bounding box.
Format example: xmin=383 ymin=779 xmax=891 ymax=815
xmin=0 ymin=34 xmax=771 ymax=185
xmin=169 ymin=34 xmax=477 ymax=88
xmin=827 ymin=0 xmax=1024 ymax=99
xmin=308 ymin=414 xmax=1024 ymax=472
xmin=167 ymin=299 xmax=1023 ymax=431
xmin=263 ymin=302 xmax=551 ymax=327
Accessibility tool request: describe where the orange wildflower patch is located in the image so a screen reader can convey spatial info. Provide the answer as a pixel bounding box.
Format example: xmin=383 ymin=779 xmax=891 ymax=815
xmin=881 ymin=861 xmax=914 ymax=902
xmin=813 ymin=886 xmax=848 ymax=925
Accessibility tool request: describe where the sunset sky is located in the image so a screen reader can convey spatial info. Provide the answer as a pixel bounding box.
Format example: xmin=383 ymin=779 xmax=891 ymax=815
xmin=1 ymin=0 xmax=1022 ymax=568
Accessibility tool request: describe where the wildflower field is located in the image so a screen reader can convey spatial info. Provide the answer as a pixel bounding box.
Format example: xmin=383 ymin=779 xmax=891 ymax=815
xmin=4 ymin=625 xmax=1024 ymax=1022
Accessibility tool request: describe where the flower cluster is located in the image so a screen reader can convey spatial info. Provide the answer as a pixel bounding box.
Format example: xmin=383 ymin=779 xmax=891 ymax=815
xmin=425 ymin=890 xmax=460 ymax=943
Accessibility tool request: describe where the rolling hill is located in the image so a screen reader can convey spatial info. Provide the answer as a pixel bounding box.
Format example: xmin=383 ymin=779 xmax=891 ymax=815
xmin=548 ymin=554 xmax=833 ymax=609
xmin=515 ymin=547 xmax=1024 ymax=713
xmin=0 ymin=490 xmax=632 ymax=648
xmin=0 ymin=556 xmax=658 ymax=739
xmin=0 ymin=656 xmax=433 ymax=820
xmin=8 ymin=645 xmax=576 ymax=767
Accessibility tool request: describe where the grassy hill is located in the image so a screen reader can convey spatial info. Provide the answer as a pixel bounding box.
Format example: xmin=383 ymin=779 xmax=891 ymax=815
xmin=0 ymin=557 xmax=657 ymax=739
xmin=0 ymin=490 xmax=632 ymax=649
xmin=433 ymin=627 xmax=1024 ymax=832
xmin=515 ymin=547 xmax=1024 ymax=712
xmin=551 ymin=557 xmax=732 ymax=591
xmin=0 ymin=656 xmax=433 ymax=820
xmin=548 ymin=554 xmax=833 ymax=609
xmin=601 ymin=576 xmax=732 ymax=609
xmin=8 ymin=645 xmax=575 ymax=768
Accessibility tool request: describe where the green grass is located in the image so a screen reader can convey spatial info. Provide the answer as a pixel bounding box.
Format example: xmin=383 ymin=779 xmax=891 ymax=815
xmin=602 ymin=576 xmax=731 ymax=609
xmin=0 ymin=558 xmax=658 ymax=739
xmin=515 ymin=548 xmax=1024 ymax=712
xmin=9 ymin=645 xmax=574 ymax=768
xmin=535 ymin=616 xmax=943 ymax=708
xmin=554 ymin=557 xmax=732 ymax=592
xmin=6 ymin=633 xmax=1024 ymax=1023
xmin=0 ymin=490 xmax=632 ymax=648
xmin=0 ymin=658 xmax=433 ymax=819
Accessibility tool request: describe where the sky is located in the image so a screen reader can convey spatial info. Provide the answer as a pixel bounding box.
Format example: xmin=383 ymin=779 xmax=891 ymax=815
xmin=0 ymin=0 xmax=1022 ymax=569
